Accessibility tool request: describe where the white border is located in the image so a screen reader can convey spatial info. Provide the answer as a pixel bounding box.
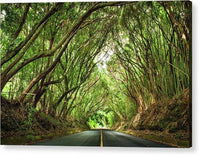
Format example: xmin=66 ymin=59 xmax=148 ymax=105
xmin=1 ymin=0 xmax=200 ymax=156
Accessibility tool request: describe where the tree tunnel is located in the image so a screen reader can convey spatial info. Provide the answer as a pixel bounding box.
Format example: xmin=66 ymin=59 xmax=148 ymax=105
xmin=1 ymin=1 xmax=191 ymax=146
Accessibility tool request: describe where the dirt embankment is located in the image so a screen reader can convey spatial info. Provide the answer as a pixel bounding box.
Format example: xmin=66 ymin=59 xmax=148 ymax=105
xmin=120 ymin=89 xmax=191 ymax=147
xmin=1 ymin=96 xmax=86 ymax=145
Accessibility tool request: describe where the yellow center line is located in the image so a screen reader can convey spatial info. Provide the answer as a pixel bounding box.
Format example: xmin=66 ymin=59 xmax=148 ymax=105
xmin=100 ymin=129 xmax=103 ymax=147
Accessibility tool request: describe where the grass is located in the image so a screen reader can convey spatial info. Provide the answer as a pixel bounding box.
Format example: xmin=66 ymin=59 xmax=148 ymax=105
xmin=120 ymin=130 xmax=191 ymax=148
xmin=143 ymin=133 xmax=190 ymax=148
xmin=1 ymin=128 xmax=84 ymax=145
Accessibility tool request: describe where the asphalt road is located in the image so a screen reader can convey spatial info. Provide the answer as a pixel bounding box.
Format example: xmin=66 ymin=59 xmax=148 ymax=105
xmin=35 ymin=129 xmax=171 ymax=147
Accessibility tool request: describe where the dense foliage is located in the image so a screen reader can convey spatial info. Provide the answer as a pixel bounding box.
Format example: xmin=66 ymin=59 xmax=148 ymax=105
xmin=1 ymin=1 xmax=191 ymax=132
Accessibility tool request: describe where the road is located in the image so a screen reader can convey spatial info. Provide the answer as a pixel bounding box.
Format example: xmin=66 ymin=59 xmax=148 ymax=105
xmin=35 ymin=129 xmax=171 ymax=147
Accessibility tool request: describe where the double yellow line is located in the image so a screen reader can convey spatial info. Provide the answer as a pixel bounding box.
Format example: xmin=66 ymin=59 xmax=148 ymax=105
xmin=100 ymin=129 xmax=103 ymax=147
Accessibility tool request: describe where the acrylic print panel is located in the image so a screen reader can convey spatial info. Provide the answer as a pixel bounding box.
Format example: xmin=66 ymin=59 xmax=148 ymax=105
xmin=0 ymin=1 xmax=192 ymax=147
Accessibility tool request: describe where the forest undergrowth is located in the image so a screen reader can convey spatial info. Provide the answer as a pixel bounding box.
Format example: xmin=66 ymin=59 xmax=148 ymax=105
xmin=1 ymin=96 xmax=87 ymax=145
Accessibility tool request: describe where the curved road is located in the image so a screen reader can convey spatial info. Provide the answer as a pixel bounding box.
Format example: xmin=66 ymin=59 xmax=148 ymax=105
xmin=35 ymin=129 xmax=171 ymax=147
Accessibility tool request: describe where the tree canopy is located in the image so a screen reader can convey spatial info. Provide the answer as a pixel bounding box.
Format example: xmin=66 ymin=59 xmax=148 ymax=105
xmin=1 ymin=1 xmax=191 ymax=131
